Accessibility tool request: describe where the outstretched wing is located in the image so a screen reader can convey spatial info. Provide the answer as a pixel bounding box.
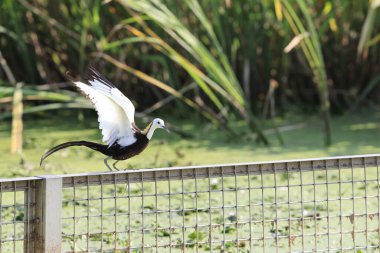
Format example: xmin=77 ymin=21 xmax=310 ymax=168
xmin=74 ymin=67 xmax=137 ymax=147
xmin=85 ymin=67 xmax=135 ymax=123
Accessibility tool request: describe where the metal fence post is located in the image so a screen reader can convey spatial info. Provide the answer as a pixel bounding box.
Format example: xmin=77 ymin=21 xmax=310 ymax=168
xmin=24 ymin=180 xmax=36 ymax=253
xmin=35 ymin=175 xmax=62 ymax=253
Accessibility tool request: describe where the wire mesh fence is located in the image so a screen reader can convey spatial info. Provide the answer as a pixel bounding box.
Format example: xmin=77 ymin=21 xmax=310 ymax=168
xmin=0 ymin=178 xmax=35 ymax=253
xmin=60 ymin=155 xmax=380 ymax=252
xmin=1 ymin=154 xmax=380 ymax=252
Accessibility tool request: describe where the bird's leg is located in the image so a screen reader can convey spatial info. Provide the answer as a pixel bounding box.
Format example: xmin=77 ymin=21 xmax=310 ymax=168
xmin=112 ymin=160 xmax=120 ymax=171
xmin=104 ymin=156 xmax=113 ymax=172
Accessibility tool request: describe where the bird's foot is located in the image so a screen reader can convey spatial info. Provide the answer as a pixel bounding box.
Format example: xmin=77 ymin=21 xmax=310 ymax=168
xmin=122 ymin=166 xmax=137 ymax=171
xmin=105 ymin=158 xmax=136 ymax=171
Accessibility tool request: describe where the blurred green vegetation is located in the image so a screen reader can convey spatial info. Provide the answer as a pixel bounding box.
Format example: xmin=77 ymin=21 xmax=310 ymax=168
xmin=1 ymin=0 xmax=380 ymax=171
xmin=1 ymin=111 xmax=380 ymax=177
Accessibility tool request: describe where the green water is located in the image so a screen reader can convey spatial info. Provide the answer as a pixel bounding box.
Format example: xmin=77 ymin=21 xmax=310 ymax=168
xmin=1 ymin=112 xmax=380 ymax=177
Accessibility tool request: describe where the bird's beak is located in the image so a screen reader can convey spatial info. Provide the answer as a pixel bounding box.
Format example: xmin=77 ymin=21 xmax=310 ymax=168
xmin=162 ymin=125 xmax=170 ymax=133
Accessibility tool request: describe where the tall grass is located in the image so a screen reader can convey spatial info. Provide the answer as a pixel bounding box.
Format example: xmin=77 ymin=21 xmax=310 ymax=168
xmin=10 ymin=83 xmax=23 ymax=154
xmin=116 ymin=0 xmax=269 ymax=143
xmin=281 ymin=0 xmax=331 ymax=145
xmin=0 ymin=0 xmax=379 ymax=147
xmin=357 ymin=0 xmax=380 ymax=59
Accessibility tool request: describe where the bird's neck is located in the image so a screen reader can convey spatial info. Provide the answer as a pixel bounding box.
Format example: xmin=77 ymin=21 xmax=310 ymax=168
xmin=142 ymin=122 xmax=155 ymax=140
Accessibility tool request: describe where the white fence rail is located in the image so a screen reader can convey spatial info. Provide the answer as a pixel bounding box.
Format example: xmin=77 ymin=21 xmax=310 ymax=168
xmin=0 ymin=154 xmax=380 ymax=252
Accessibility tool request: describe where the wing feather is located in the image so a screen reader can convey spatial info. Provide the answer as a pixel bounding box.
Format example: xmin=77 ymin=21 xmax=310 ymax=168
xmin=85 ymin=67 xmax=136 ymax=127
xmin=74 ymin=81 xmax=136 ymax=147
xmin=71 ymin=67 xmax=138 ymax=147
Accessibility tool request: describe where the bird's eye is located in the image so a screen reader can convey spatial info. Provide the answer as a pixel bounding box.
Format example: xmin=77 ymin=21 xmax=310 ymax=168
xmin=157 ymin=122 xmax=160 ymax=124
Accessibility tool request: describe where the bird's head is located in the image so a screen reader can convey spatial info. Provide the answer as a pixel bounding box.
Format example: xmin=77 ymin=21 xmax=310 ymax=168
xmin=152 ymin=118 xmax=169 ymax=132
xmin=145 ymin=118 xmax=169 ymax=139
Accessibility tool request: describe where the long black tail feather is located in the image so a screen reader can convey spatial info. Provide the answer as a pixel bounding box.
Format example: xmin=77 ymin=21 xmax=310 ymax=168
xmin=40 ymin=141 xmax=109 ymax=166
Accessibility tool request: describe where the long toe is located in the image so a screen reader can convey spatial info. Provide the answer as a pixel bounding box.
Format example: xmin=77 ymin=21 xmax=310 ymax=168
xmin=123 ymin=166 xmax=137 ymax=171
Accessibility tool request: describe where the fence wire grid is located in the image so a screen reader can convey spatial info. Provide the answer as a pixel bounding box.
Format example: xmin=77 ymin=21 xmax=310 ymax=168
xmin=0 ymin=178 xmax=35 ymax=253
xmin=0 ymin=154 xmax=380 ymax=252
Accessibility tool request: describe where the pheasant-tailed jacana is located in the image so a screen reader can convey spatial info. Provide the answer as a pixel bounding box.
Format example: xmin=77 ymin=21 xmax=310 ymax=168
xmin=40 ymin=67 xmax=169 ymax=171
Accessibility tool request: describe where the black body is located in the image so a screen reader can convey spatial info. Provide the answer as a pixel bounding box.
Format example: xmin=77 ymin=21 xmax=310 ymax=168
xmin=110 ymin=132 xmax=149 ymax=160
xmin=40 ymin=132 xmax=149 ymax=165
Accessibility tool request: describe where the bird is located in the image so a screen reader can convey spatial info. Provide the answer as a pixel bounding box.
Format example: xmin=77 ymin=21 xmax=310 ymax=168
xmin=40 ymin=66 xmax=169 ymax=171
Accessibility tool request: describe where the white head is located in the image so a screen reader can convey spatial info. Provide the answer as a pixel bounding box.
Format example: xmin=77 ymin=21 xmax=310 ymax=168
xmin=145 ymin=118 xmax=169 ymax=139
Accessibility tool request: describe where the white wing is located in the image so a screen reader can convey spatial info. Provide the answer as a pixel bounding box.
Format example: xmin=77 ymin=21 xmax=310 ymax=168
xmin=85 ymin=67 xmax=135 ymax=123
xmin=73 ymin=68 xmax=137 ymax=147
